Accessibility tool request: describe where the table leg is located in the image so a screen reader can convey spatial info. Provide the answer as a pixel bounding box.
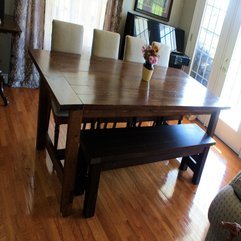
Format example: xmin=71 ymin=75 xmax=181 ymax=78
xmin=60 ymin=109 xmax=82 ymax=217
xmin=0 ymin=71 xmax=9 ymax=106
xmin=36 ymin=76 xmax=51 ymax=150
xmin=207 ymin=110 xmax=221 ymax=137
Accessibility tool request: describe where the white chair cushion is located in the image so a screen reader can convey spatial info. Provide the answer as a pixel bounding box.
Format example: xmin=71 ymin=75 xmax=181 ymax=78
xmin=123 ymin=35 xmax=145 ymax=64
xmin=91 ymin=29 xmax=120 ymax=59
xmin=51 ymin=20 xmax=84 ymax=54
xmin=152 ymin=41 xmax=171 ymax=67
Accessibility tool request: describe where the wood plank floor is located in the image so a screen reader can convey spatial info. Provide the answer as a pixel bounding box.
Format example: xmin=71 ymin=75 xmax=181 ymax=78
xmin=0 ymin=87 xmax=241 ymax=241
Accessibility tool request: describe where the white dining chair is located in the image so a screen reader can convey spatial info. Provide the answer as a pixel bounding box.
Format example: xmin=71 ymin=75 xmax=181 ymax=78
xmin=91 ymin=29 xmax=120 ymax=59
xmin=50 ymin=20 xmax=87 ymax=149
xmin=151 ymin=41 xmax=182 ymax=126
xmin=91 ymin=29 xmax=120 ymax=128
xmin=152 ymin=41 xmax=171 ymax=67
xmin=51 ymin=19 xmax=84 ymax=54
xmin=123 ymin=35 xmax=146 ymax=63
xmin=91 ymin=29 xmax=130 ymax=128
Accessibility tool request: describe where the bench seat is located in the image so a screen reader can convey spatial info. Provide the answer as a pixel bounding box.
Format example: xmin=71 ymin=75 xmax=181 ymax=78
xmin=78 ymin=124 xmax=215 ymax=217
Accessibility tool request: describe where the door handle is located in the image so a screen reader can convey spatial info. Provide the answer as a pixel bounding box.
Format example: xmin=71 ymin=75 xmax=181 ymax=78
xmin=221 ymin=58 xmax=229 ymax=73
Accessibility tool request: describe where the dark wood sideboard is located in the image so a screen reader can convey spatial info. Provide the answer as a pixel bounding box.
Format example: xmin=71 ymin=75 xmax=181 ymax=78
xmin=0 ymin=15 xmax=21 ymax=106
xmin=121 ymin=12 xmax=190 ymax=69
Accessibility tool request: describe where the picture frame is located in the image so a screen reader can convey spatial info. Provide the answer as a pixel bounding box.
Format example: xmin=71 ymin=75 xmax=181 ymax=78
xmin=134 ymin=0 xmax=174 ymax=22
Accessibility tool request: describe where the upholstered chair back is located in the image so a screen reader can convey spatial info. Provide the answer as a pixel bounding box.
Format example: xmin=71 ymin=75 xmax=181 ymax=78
xmin=51 ymin=20 xmax=84 ymax=54
xmin=152 ymin=41 xmax=171 ymax=67
xmin=91 ymin=29 xmax=120 ymax=59
xmin=123 ymin=35 xmax=146 ymax=63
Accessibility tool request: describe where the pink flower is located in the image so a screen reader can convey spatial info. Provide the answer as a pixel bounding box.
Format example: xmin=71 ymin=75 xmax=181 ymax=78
xmin=149 ymin=56 xmax=158 ymax=65
xmin=142 ymin=44 xmax=159 ymax=65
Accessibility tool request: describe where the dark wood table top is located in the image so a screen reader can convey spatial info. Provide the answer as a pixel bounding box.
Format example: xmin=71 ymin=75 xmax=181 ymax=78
xmin=30 ymin=49 xmax=228 ymax=117
xmin=29 ymin=49 xmax=229 ymax=217
xmin=0 ymin=15 xmax=21 ymax=34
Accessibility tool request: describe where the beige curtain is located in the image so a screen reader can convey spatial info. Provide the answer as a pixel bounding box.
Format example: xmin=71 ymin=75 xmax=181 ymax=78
xmin=9 ymin=0 xmax=45 ymax=88
xmin=44 ymin=0 xmax=107 ymax=54
xmin=103 ymin=0 xmax=123 ymax=32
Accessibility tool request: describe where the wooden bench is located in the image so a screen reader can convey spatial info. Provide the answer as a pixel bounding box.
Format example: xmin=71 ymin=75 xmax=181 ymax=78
xmin=77 ymin=124 xmax=215 ymax=218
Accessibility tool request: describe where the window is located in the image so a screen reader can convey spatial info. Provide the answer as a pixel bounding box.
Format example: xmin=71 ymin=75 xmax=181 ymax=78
xmin=190 ymin=0 xmax=230 ymax=87
xmin=44 ymin=0 xmax=108 ymax=54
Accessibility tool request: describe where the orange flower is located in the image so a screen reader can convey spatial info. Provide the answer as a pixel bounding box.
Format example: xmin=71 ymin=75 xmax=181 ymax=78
xmin=152 ymin=43 xmax=159 ymax=56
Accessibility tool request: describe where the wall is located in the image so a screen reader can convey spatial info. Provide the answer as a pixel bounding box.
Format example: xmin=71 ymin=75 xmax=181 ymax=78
xmin=5 ymin=0 xmax=14 ymax=15
xmin=179 ymin=0 xmax=197 ymax=50
xmin=120 ymin=0 xmax=197 ymax=52
xmin=0 ymin=0 xmax=15 ymax=79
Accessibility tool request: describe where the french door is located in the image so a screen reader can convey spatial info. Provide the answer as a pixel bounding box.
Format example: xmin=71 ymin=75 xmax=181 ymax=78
xmin=187 ymin=0 xmax=241 ymax=155
xmin=212 ymin=4 xmax=241 ymax=155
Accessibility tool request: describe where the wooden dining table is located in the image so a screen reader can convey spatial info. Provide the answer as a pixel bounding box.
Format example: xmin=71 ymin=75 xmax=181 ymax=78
xmin=29 ymin=49 xmax=228 ymax=217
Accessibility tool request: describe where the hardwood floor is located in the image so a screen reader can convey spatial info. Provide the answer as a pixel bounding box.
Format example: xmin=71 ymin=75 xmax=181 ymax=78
xmin=0 ymin=87 xmax=241 ymax=241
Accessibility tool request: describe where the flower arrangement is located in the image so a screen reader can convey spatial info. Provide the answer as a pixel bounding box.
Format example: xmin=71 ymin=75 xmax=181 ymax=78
xmin=142 ymin=43 xmax=159 ymax=68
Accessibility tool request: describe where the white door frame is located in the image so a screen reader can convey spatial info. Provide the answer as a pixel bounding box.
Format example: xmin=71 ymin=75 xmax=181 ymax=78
xmin=185 ymin=0 xmax=241 ymax=156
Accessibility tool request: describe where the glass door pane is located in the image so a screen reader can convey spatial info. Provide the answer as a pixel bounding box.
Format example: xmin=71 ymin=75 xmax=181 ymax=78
xmin=205 ymin=0 xmax=241 ymax=155
xmin=190 ymin=0 xmax=230 ymax=87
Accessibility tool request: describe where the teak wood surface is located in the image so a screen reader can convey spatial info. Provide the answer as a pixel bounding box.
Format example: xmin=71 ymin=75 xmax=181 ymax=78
xmin=29 ymin=49 xmax=229 ymax=217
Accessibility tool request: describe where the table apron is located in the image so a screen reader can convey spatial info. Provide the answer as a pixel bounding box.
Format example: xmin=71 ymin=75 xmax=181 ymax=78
xmin=82 ymin=109 xmax=217 ymax=118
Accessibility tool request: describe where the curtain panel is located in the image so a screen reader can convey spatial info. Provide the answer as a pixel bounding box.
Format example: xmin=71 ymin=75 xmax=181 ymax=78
xmin=10 ymin=0 xmax=45 ymax=88
xmin=44 ymin=0 xmax=107 ymax=54
xmin=103 ymin=0 xmax=124 ymax=32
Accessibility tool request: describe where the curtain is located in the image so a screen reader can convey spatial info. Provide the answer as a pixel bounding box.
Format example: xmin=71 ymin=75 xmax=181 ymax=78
xmin=9 ymin=0 xmax=45 ymax=88
xmin=44 ymin=0 xmax=107 ymax=54
xmin=103 ymin=0 xmax=124 ymax=32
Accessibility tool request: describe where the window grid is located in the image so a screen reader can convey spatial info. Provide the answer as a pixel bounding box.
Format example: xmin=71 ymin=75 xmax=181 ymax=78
xmin=191 ymin=0 xmax=229 ymax=87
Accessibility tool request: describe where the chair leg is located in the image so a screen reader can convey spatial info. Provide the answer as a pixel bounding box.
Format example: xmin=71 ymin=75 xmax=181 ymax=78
xmin=82 ymin=122 xmax=87 ymax=130
xmin=90 ymin=121 xmax=96 ymax=129
xmin=96 ymin=120 xmax=101 ymax=129
xmin=54 ymin=123 xmax=60 ymax=149
xmin=103 ymin=122 xmax=108 ymax=129
xmin=83 ymin=163 xmax=101 ymax=218
xmin=154 ymin=117 xmax=163 ymax=126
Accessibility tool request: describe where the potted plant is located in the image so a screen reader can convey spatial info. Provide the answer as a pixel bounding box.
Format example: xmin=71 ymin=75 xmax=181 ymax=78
xmin=141 ymin=42 xmax=159 ymax=81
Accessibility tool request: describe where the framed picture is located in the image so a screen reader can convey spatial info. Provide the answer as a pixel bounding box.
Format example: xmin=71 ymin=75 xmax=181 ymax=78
xmin=134 ymin=0 xmax=174 ymax=22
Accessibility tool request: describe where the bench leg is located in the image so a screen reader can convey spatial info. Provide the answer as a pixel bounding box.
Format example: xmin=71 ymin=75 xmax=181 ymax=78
xmin=83 ymin=163 xmax=101 ymax=218
xmin=179 ymin=157 xmax=188 ymax=171
xmin=192 ymin=147 xmax=210 ymax=184
xmin=179 ymin=147 xmax=210 ymax=185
